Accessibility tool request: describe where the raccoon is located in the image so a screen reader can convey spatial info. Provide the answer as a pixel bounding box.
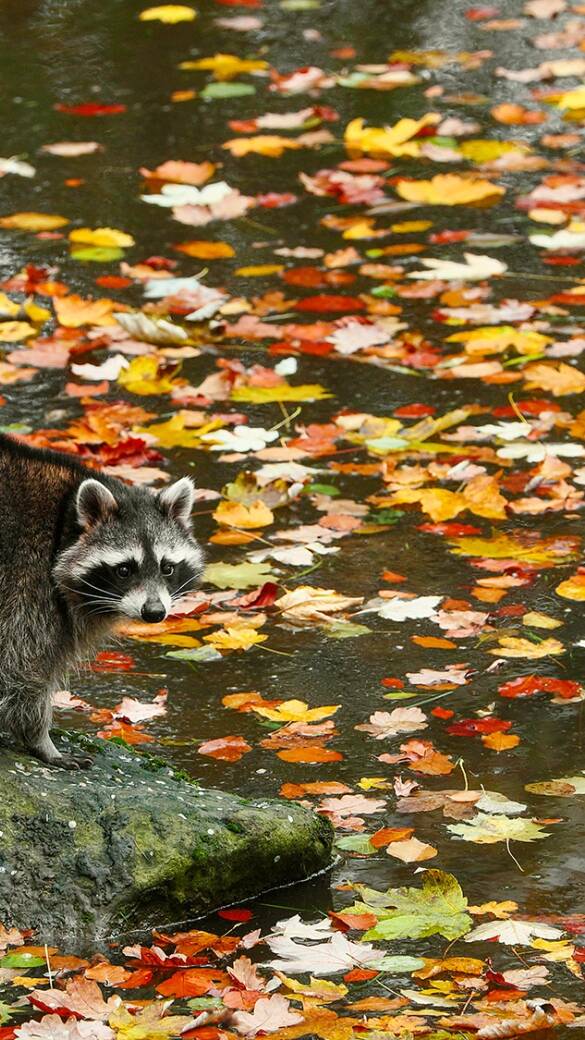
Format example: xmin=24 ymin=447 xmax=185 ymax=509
xmin=0 ymin=433 xmax=203 ymax=769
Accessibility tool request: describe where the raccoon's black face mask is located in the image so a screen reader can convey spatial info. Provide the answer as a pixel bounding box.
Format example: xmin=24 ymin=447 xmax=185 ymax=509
xmin=53 ymin=477 xmax=204 ymax=624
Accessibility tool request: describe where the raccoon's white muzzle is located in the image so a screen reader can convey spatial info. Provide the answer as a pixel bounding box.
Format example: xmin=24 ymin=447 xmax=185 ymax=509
xmin=120 ymin=587 xmax=172 ymax=622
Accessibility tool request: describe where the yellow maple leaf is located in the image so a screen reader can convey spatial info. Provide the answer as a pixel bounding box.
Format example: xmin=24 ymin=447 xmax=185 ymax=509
xmin=0 ymin=211 xmax=69 ymax=231
xmin=523 ymin=361 xmax=585 ymax=397
xmin=204 ymin=626 xmax=267 ymax=651
xmin=213 ymin=499 xmax=274 ymax=529
xmin=489 ymin=636 xmax=565 ymax=659
xmin=179 ymin=52 xmax=269 ymax=80
xmin=344 ymin=114 xmax=440 ymax=158
xmin=138 ymin=413 xmax=222 ymax=448
xmin=231 ymin=383 xmax=332 ymax=403
xmin=468 ymin=900 xmax=517 ymax=919
xmin=118 ymin=356 xmax=180 ymax=396
xmin=0 ymin=321 xmax=36 ymax=342
xmin=357 ymin=777 xmax=391 ymax=791
xmin=224 ymin=135 xmax=301 ymax=158
xmin=380 ymin=474 xmax=506 ymax=523
xmin=460 ymin=139 xmax=530 ymax=163
xmin=395 ymin=174 xmax=505 ymax=206
xmin=252 ymin=698 xmax=341 ymax=723
xmin=54 ymin=294 xmax=117 ymax=328
xmin=139 ymin=3 xmax=196 ymax=21
xmin=69 ymin=226 xmax=135 ymax=248
xmin=447 ymin=326 xmax=550 ymax=357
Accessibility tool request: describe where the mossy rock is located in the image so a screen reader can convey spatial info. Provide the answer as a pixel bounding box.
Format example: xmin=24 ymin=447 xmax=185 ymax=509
xmin=0 ymin=732 xmax=333 ymax=941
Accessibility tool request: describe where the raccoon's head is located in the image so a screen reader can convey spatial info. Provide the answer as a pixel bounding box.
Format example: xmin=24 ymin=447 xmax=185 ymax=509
xmin=54 ymin=476 xmax=203 ymax=624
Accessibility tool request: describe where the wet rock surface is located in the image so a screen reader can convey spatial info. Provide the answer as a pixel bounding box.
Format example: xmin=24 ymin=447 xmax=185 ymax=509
xmin=0 ymin=733 xmax=333 ymax=941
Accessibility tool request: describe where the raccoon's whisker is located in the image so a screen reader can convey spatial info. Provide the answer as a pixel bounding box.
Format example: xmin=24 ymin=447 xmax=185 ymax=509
xmin=76 ymin=577 xmax=120 ymax=596
xmin=171 ymin=575 xmax=200 ymax=598
xmin=61 ymin=585 xmax=122 ymax=604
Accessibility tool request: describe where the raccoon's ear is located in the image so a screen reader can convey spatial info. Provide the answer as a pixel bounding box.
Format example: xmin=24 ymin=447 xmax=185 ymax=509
xmin=158 ymin=476 xmax=195 ymax=528
xmin=76 ymin=479 xmax=118 ymax=528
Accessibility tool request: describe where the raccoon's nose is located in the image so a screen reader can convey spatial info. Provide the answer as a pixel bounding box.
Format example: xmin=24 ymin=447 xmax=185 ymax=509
xmin=141 ymin=600 xmax=166 ymax=623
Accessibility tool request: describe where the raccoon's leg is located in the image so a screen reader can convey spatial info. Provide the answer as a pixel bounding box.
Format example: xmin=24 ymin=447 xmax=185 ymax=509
xmin=0 ymin=683 xmax=93 ymax=770
xmin=26 ymin=692 xmax=93 ymax=770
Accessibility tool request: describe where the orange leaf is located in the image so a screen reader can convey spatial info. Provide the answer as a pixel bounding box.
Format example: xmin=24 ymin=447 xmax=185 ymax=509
xmin=329 ymin=911 xmax=378 ymax=931
xmin=277 ymin=747 xmax=343 ymax=764
xmin=370 ymin=827 xmax=414 ymax=848
xmin=209 ymin=530 xmax=258 ymax=545
xmin=280 ymin=781 xmax=351 ymax=798
xmin=157 ymin=968 xmax=230 ymax=998
xmin=482 ymin=732 xmax=521 ymax=751
xmin=344 ymin=969 xmax=379 ymax=983
xmin=174 ymin=240 xmax=235 ymax=259
xmin=198 ymin=735 xmax=252 ymax=761
xmin=411 ymin=635 xmax=456 ymax=649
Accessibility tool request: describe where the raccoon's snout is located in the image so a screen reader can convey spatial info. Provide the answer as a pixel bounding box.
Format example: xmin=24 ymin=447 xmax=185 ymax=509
xmin=141 ymin=599 xmax=167 ymax=624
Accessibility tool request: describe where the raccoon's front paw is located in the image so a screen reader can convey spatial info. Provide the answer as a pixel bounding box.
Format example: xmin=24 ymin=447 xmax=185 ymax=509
xmin=57 ymin=752 xmax=94 ymax=770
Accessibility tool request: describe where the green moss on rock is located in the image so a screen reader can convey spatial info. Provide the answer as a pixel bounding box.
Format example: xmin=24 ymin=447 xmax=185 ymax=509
xmin=0 ymin=733 xmax=333 ymax=941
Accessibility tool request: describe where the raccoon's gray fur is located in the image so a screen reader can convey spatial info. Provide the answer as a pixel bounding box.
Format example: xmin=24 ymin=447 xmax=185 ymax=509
xmin=0 ymin=433 xmax=203 ymax=769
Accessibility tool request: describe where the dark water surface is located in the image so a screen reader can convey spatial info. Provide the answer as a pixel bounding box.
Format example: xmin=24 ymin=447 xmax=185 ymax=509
xmin=1 ymin=0 xmax=585 ymax=1035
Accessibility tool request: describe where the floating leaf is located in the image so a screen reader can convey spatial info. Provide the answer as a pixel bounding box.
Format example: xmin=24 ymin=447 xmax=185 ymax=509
xmin=361 ymin=870 xmax=472 ymax=942
xmin=139 ymin=4 xmax=197 ymax=21
xmin=203 ymin=561 xmax=275 ymax=589
xmin=448 ymin=813 xmax=550 ymax=844
xmin=231 ymin=383 xmax=332 ymax=403
xmin=396 ymin=174 xmax=505 ymax=206
xmin=0 ymin=211 xmax=68 ymax=231
xmin=181 ymin=53 xmax=268 ymax=80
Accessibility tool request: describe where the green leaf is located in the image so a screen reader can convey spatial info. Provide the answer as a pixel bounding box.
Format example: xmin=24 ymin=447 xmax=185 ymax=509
xmin=166 ymin=646 xmax=222 ymax=662
xmin=0 ymin=1001 xmax=12 ymax=1024
xmin=336 ymin=834 xmax=376 ymax=855
xmin=0 ymin=953 xmax=45 ymax=968
xmin=371 ymin=285 xmax=397 ymax=298
xmin=304 ymin=483 xmax=340 ymax=496
xmin=201 ymin=82 xmax=256 ymax=99
xmin=203 ymin=561 xmax=275 ymax=590
xmin=70 ymin=246 xmax=125 ymax=262
xmin=280 ymin=0 xmax=321 ymax=7
xmin=187 ymin=998 xmax=224 ymax=1011
xmin=376 ymin=956 xmax=426 ymax=973
xmin=325 ymin=621 xmax=371 ymax=639
xmin=368 ymin=508 xmax=404 ymax=525
xmin=359 ymin=869 xmax=472 ymax=942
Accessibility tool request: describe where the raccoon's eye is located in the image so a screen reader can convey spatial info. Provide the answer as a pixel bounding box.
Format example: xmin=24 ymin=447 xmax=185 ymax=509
xmin=161 ymin=561 xmax=175 ymax=577
xmin=115 ymin=563 xmax=131 ymax=579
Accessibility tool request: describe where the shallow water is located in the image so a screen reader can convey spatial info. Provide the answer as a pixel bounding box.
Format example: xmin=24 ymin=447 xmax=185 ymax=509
xmin=2 ymin=0 xmax=585 ymax=1035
